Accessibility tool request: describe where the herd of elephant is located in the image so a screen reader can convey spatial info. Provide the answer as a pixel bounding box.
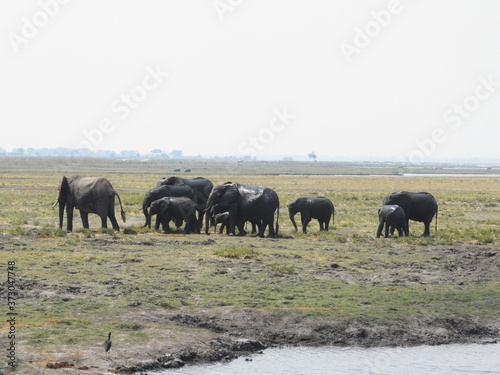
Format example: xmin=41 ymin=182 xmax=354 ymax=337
xmin=54 ymin=175 xmax=439 ymax=238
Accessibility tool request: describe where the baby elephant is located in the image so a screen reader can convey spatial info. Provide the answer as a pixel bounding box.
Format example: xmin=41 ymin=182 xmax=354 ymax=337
xmin=376 ymin=205 xmax=408 ymax=238
xmin=149 ymin=197 xmax=199 ymax=234
xmin=288 ymin=197 xmax=335 ymax=234
xmin=210 ymin=212 xmax=260 ymax=235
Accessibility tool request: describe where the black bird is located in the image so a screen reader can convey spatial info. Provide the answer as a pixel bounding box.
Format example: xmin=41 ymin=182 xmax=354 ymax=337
xmin=104 ymin=332 xmax=112 ymax=360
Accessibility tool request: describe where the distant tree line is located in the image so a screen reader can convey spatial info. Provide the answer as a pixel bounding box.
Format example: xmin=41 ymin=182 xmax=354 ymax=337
xmin=0 ymin=147 xmax=193 ymax=159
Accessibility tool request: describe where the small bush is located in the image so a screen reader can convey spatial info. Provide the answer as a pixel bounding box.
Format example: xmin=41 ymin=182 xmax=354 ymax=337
xmin=9 ymin=227 xmax=27 ymax=235
xmin=269 ymin=264 xmax=296 ymax=275
xmin=39 ymin=226 xmax=54 ymax=236
xmin=123 ymin=227 xmax=138 ymax=235
xmin=98 ymin=228 xmax=115 ymax=235
xmin=213 ymin=247 xmax=262 ymax=259
xmin=53 ymin=229 xmax=67 ymax=237
xmin=77 ymin=228 xmax=94 ymax=238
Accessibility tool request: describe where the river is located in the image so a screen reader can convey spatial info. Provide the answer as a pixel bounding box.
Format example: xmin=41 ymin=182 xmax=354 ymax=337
xmin=145 ymin=342 xmax=500 ymax=375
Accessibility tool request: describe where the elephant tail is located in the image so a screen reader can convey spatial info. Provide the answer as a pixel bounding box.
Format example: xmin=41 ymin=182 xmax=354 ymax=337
xmin=275 ymin=205 xmax=280 ymax=237
xmin=435 ymin=206 xmax=438 ymax=232
xmin=116 ymin=192 xmax=126 ymax=223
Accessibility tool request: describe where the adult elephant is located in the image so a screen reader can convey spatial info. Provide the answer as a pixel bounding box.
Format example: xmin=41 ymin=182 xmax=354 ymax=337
xmin=288 ymin=197 xmax=334 ymax=234
xmin=142 ymin=185 xmax=196 ymax=228
xmin=157 ymin=176 xmax=213 ymax=229
xmin=382 ymin=191 xmax=438 ymax=236
xmin=376 ymin=204 xmax=408 ymax=238
xmin=205 ymin=182 xmax=279 ymax=238
xmin=54 ymin=175 xmax=126 ymax=232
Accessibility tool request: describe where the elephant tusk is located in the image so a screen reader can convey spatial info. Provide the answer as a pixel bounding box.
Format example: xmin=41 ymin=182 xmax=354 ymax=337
xmin=52 ymin=201 xmax=59 ymax=208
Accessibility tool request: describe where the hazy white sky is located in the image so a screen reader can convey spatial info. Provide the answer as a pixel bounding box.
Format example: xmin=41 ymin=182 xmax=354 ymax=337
xmin=1 ymin=0 xmax=499 ymax=161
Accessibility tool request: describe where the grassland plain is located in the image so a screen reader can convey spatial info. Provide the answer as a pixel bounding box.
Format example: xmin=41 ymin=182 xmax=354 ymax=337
xmin=0 ymin=157 xmax=499 ymax=374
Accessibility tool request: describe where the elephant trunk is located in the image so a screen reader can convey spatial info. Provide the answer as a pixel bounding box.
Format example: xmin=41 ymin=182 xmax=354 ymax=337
xmin=289 ymin=213 xmax=298 ymax=232
xmin=148 ymin=210 xmax=153 ymax=230
xmin=204 ymin=206 xmax=212 ymax=235
xmin=142 ymin=206 xmax=149 ymax=228
xmin=58 ymin=201 xmax=65 ymax=229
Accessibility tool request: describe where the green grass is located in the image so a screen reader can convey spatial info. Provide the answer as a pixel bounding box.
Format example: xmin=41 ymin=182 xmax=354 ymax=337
xmin=0 ymin=157 xmax=499 ymax=372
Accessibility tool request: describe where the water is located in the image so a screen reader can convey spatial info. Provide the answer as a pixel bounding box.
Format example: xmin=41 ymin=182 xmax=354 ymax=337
xmin=146 ymin=342 xmax=500 ymax=375
xmin=280 ymin=173 xmax=500 ymax=178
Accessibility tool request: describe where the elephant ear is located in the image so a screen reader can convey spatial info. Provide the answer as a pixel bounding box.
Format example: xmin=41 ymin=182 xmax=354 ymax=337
xmin=58 ymin=176 xmax=70 ymax=201
xmin=159 ymin=198 xmax=170 ymax=213
xmin=222 ymin=182 xmax=240 ymax=203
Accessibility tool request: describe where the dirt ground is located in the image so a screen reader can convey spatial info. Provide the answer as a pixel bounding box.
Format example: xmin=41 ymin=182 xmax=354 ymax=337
xmin=9 ymin=241 xmax=499 ymax=375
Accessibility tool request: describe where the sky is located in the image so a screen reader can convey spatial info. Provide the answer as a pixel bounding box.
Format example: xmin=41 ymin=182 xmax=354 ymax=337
xmin=1 ymin=0 xmax=500 ymax=162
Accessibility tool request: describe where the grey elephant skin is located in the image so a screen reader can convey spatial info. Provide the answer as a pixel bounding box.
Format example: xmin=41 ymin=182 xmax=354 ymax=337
xmin=157 ymin=176 xmax=213 ymax=229
xmin=55 ymin=175 xmax=126 ymax=232
xmin=376 ymin=204 xmax=408 ymax=238
xmin=205 ymin=182 xmax=279 ymax=238
xmin=142 ymin=185 xmax=196 ymax=228
xmin=149 ymin=197 xmax=199 ymax=234
xmin=383 ymin=191 xmax=438 ymax=236
xmin=288 ymin=197 xmax=334 ymax=234
xmin=209 ymin=211 xmax=260 ymax=235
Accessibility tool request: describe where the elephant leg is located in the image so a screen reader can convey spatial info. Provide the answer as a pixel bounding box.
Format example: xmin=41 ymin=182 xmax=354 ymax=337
xmin=185 ymin=215 xmax=197 ymax=234
xmin=227 ymin=210 xmax=237 ymax=236
xmin=154 ymin=214 xmax=162 ymax=231
xmin=193 ymin=215 xmax=200 ymax=234
xmin=236 ymin=222 xmax=247 ymax=236
xmin=109 ymin=214 xmax=120 ymax=231
xmin=403 ymin=222 xmax=409 ymax=236
xmin=100 ymin=215 xmax=108 ymax=229
xmin=66 ymin=207 xmax=74 ymax=232
xmin=385 ymin=222 xmax=390 ymax=238
xmin=396 ymin=227 xmax=403 ymax=237
xmin=266 ymin=216 xmax=276 ymax=238
xmin=80 ymin=211 xmax=89 ymax=229
xmin=251 ymin=222 xmax=257 ymax=234
xmin=324 ymin=219 xmax=330 ymax=231
xmin=197 ymin=209 xmax=205 ymax=232
xmin=161 ymin=218 xmax=171 ymax=234
xmin=318 ymin=220 xmax=324 ymax=231
xmin=257 ymin=221 xmax=266 ymax=238
xmin=301 ymin=215 xmax=311 ymax=234
xmin=422 ymin=221 xmax=431 ymax=237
